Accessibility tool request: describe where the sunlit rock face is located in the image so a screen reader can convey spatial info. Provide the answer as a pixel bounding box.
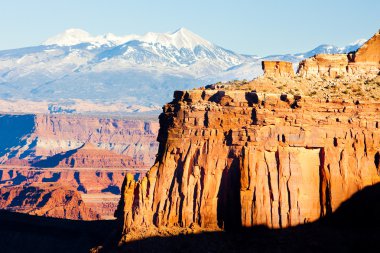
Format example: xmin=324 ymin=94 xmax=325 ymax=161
xmin=117 ymin=88 xmax=380 ymax=241
xmin=297 ymin=54 xmax=349 ymax=78
xmin=262 ymin=61 xmax=294 ymax=77
xmin=117 ymin=30 xmax=380 ymax=242
xmin=354 ymin=30 xmax=380 ymax=63
xmin=298 ymin=31 xmax=380 ymax=78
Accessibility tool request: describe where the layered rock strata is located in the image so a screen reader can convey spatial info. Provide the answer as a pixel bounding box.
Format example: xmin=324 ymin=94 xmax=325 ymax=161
xmin=297 ymin=54 xmax=349 ymax=78
xmin=32 ymin=143 xmax=137 ymax=169
xmin=0 ymin=114 xmax=159 ymax=219
xmin=118 ymin=89 xmax=380 ymax=241
xmin=262 ymin=61 xmax=294 ymax=77
xmin=0 ymin=167 xmax=127 ymax=219
xmin=0 ymin=114 xmax=159 ymax=166
xmin=0 ymin=183 xmax=99 ymax=220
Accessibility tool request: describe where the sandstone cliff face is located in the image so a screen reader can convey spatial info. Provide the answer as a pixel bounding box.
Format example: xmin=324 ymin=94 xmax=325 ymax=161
xmin=118 ymin=88 xmax=380 ymax=241
xmin=354 ymin=30 xmax=380 ymax=63
xmin=262 ymin=61 xmax=294 ymax=77
xmin=298 ymin=31 xmax=380 ymax=78
xmin=297 ymin=54 xmax=349 ymax=78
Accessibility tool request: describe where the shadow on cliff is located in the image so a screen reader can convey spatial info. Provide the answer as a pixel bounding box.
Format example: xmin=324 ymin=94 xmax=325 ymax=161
xmin=32 ymin=146 xmax=80 ymax=168
xmin=111 ymin=183 xmax=380 ymax=253
xmin=0 ymin=210 xmax=118 ymax=253
xmin=0 ymin=114 xmax=35 ymax=158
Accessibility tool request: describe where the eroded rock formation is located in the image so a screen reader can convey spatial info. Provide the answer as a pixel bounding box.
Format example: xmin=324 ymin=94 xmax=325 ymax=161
xmin=297 ymin=54 xmax=349 ymax=78
xmin=116 ymin=30 xmax=380 ymax=242
xmin=262 ymin=61 xmax=294 ymax=77
xmin=117 ymin=88 xmax=380 ymax=241
xmin=354 ymin=29 xmax=380 ymax=63
xmin=298 ymin=30 xmax=380 ymax=78
xmin=0 ymin=183 xmax=99 ymax=220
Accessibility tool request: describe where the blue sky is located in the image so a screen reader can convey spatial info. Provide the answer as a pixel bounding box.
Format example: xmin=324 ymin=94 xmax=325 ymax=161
xmin=1 ymin=0 xmax=379 ymax=55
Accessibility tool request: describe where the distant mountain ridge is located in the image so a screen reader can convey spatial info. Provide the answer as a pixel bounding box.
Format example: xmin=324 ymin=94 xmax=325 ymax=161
xmin=0 ymin=28 xmax=365 ymax=113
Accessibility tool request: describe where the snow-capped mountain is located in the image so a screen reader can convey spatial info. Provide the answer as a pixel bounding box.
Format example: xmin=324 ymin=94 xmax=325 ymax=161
xmin=0 ymin=28 xmax=365 ymax=114
xmin=43 ymin=28 xmax=215 ymax=49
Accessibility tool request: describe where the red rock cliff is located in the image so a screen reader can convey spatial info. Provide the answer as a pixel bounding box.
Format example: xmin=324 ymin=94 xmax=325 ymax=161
xmin=262 ymin=61 xmax=294 ymax=77
xmin=117 ymin=87 xmax=380 ymax=241
xmin=354 ymin=30 xmax=380 ymax=63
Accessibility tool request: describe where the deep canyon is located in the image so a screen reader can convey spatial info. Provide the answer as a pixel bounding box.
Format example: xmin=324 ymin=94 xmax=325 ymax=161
xmin=0 ymin=114 xmax=159 ymax=219
xmin=0 ymin=30 xmax=379 ymax=253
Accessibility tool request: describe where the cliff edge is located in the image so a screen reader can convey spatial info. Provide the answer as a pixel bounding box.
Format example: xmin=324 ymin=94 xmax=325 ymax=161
xmin=115 ymin=30 xmax=380 ymax=243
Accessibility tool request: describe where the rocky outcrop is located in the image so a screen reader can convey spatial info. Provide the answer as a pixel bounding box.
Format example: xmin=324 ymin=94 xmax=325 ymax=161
xmin=297 ymin=54 xmax=349 ymax=78
xmin=262 ymin=61 xmax=294 ymax=77
xmin=117 ymin=88 xmax=380 ymax=241
xmin=298 ymin=31 xmax=380 ymax=78
xmin=0 ymin=183 xmax=99 ymax=220
xmin=354 ymin=30 xmax=380 ymax=63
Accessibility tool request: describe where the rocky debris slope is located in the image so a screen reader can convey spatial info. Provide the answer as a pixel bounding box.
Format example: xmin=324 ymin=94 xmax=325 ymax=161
xmin=116 ymin=30 xmax=380 ymax=242
xmin=0 ymin=183 xmax=99 ymax=220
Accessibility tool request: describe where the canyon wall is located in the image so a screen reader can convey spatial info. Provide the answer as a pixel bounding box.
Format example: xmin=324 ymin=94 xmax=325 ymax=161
xmin=118 ymin=88 xmax=380 ymax=241
xmin=0 ymin=114 xmax=159 ymax=166
xmin=116 ymin=30 xmax=380 ymax=241
xmin=0 ymin=114 xmax=159 ymax=219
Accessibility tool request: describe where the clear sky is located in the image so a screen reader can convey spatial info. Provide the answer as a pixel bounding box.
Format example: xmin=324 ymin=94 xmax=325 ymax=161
xmin=1 ymin=0 xmax=379 ymax=55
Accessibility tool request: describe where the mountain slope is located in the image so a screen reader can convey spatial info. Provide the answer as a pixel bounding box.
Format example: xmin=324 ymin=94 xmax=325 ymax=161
xmin=0 ymin=28 xmax=365 ymax=113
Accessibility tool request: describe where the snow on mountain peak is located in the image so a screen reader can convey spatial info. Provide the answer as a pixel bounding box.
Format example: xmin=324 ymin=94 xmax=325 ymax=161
xmin=43 ymin=28 xmax=95 ymax=46
xmin=120 ymin=27 xmax=214 ymax=49
xmin=43 ymin=28 xmax=214 ymax=49
xmin=170 ymin=27 xmax=213 ymax=49
xmin=348 ymin=38 xmax=366 ymax=47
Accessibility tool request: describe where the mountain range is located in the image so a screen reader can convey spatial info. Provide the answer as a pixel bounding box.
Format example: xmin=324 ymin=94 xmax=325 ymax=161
xmin=0 ymin=28 xmax=365 ymax=113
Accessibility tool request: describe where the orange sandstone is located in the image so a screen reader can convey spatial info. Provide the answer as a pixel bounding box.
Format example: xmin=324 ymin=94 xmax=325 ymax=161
xmin=116 ymin=30 xmax=380 ymax=243
xmin=262 ymin=61 xmax=294 ymax=77
xmin=117 ymin=89 xmax=380 ymax=241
